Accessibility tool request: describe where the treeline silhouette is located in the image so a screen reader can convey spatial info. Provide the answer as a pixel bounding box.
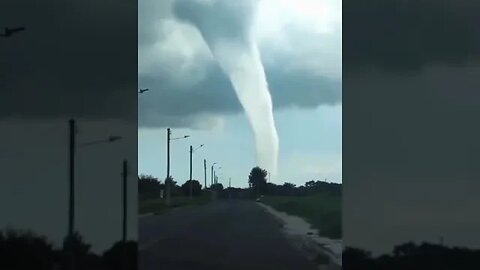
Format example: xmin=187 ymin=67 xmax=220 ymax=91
xmin=139 ymin=169 xmax=341 ymax=200
xmin=247 ymin=166 xmax=341 ymax=198
xmin=264 ymin=180 xmax=341 ymax=197
xmin=344 ymin=242 xmax=480 ymax=269
xmin=138 ymin=174 xmax=204 ymax=199
xmin=0 ymin=229 xmax=136 ymax=270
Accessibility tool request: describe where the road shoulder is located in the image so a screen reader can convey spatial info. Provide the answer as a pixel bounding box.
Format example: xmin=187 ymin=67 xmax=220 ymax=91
xmin=257 ymin=202 xmax=342 ymax=270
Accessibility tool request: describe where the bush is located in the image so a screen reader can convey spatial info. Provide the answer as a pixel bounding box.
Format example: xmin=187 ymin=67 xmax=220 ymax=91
xmin=181 ymin=180 xmax=202 ymax=197
xmin=0 ymin=229 xmax=56 ymax=270
xmin=102 ymin=241 xmax=137 ymax=270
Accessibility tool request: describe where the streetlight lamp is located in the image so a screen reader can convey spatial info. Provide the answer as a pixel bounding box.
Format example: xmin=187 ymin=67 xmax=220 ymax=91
xmin=67 ymin=119 xmax=122 ymax=270
xmin=138 ymin=88 xmax=149 ymax=94
xmin=189 ymin=144 xmax=204 ymax=199
xmin=0 ymin=26 xmax=26 ymax=38
xmin=78 ymin=136 xmax=122 ymax=147
xmin=166 ymin=128 xmax=190 ymax=206
xmin=203 ymin=159 xmax=207 ymax=191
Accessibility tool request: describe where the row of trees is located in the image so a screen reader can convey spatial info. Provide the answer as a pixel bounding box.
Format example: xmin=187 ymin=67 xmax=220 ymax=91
xmin=138 ymin=175 xmax=204 ymax=200
xmin=139 ymin=166 xmax=341 ymax=200
xmin=0 ymin=229 xmax=136 ymax=270
xmin=248 ymin=166 xmax=341 ymax=197
xmin=344 ymin=242 xmax=480 ymax=269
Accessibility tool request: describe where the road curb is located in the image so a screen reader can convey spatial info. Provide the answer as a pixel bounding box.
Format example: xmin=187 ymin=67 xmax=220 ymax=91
xmin=257 ymin=202 xmax=342 ymax=270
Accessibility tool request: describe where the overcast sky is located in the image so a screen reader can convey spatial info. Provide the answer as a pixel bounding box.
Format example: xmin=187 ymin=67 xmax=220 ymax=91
xmin=343 ymin=0 xmax=480 ymax=255
xmin=0 ymin=0 xmax=137 ymax=253
xmin=138 ymin=0 xmax=342 ymax=188
xmin=5 ymin=0 xmax=479 ymax=259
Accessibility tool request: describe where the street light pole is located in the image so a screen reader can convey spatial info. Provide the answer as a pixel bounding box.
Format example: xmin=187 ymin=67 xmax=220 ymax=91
xmin=122 ymin=160 xmax=129 ymax=270
xmin=68 ymin=119 xmax=75 ymax=241
xmin=166 ymin=128 xmax=171 ymax=206
xmin=189 ymin=145 xmax=193 ymax=181
xmin=189 ymin=145 xmax=193 ymax=199
xmin=122 ymin=160 xmax=128 ymax=244
xmin=210 ymin=163 xmax=218 ymax=186
xmin=229 ymin=177 xmax=232 ymax=200
xmin=204 ymin=159 xmax=207 ymax=189
xmin=166 ymin=128 xmax=190 ymax=205
xmin=66 ymin=119 xmax=121 ymax=270
xmin=189 ymin=144 xmax=204 ymax=199
xmin=210 ymin=165 xmax=213 ymax=187
xmin=68 ymin=119 xmax=76 ymax=270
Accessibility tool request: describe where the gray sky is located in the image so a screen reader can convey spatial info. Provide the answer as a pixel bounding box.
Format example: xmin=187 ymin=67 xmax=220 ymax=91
xmin=0 ymin=0 xmax=137 ymax=253
xmin=138 ymin=0 xmax=342 ymax=187
xmin=343 ymin=0 xmax=480 ymax=255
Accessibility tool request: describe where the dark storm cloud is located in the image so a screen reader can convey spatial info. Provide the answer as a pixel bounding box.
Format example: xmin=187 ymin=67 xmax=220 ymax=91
xmin=267 ymin=68 xmax=341 ymax=108
xmin=138 ymin=61 xmax=341 ymax=128
xmin=344 ymin=0 xmax=480 ymax=71
xmin=344 ymin=68 xmax=480 ymax=254
xmin=138 ymin=0 xmax=341 ymax=128
xmin=343 ymin=0 xmax=480 ymax=254
xmin=138 ymin=0 xmax=173 ymax=47
xmin=173 ymin=0 xmax=256 ymax=46
xmin=0 ymin=0 xmax=137 ymax=121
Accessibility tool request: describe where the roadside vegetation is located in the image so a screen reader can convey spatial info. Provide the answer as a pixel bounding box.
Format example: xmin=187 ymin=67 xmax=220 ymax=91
xmin=261 ymin=194 xmax=341 ymax=239
xmin=138 ymin=167 xmax=342 ymax=240
xmin=138 ymin=175 xmax=213 ymax=214
xmin=344 ymin=242 xmax=480 ymax=269
xmin=0 ymin=229 xmax=136 ymax=270
xmin=246 ymin=166 xmax=341 ymax=239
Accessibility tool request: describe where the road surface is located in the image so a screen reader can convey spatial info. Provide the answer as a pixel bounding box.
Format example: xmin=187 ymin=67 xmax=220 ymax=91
xmin=139 ymin=200 xmax=319 ymax=270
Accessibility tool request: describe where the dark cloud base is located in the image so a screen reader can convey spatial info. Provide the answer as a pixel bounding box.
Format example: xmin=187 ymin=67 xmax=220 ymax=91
xmin=138 ymin=0 xmax=341 ymax=128
xmin=139 ymin=61 xmax=341 ymax=128
xmin=343 ymin=0 xmax=480 ymax=255
xmin=0 ymin=0 xmax=137 ymax=121
xmin=344 ymin=0 xmax=480 ymax=71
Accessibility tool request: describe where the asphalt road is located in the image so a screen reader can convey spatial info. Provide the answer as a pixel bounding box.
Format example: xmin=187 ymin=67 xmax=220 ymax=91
xmin=139 ymin=200 xmax=319 ymax=270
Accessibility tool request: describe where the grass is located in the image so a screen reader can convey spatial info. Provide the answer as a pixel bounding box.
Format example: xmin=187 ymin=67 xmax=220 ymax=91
xmin=139 ymin=192 xmax=212 ymax=214
xmin=260 ymin=193 xmax=341 ymax=239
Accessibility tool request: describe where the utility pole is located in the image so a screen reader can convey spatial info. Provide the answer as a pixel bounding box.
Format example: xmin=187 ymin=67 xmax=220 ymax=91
xmin=122 ymin=160 xmax=128 ymax=270
xmin=229 ymin=177 xmax=231 ymax=200
xmin=122 ymin=160 xmax=128 ymax=244
xmin=68 ymin=119 xmax=75 ymax=240
xmin=211 ymin=165 xmax=214 ymax=186
xmin=68 ymin=119 xmax=76 ymax=270
xmin=189 ymin=145 xmax=193 ymax=199
xmin=166 ymin=128 xmax=171 ymax=206
xmin=204 ymin=159 xmax=207 ymax=189
xmin=214 ymin=170 xmax=216 ymax=184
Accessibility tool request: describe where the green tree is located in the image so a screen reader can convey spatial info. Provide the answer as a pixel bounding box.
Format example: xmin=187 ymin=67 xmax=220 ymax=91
xmin=102 ymin=241 xmax=137 ymax=270
xmin=138 ymin=175 xmax=162 ymax=200
xmin=0 ymin=229 xmax=55 ymax=270
xmin=165 ymin=176 xmax=182 ymax=196
xmin=164 ymin=176 xmax=175 ymax=186
xmin=305 ymin=180 xmax=316 ymax=188
xmin=181 ymin=180 xmax=202 ymax=196
xmin=248 ymin=167 xmax=268 ymax=196
xmin=210 ymin=183 xmax=224 ymax=192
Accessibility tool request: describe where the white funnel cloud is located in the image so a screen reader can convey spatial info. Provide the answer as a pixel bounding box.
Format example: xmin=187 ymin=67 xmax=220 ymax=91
xmin=174 ymin=0 xmax=279 ymax=176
